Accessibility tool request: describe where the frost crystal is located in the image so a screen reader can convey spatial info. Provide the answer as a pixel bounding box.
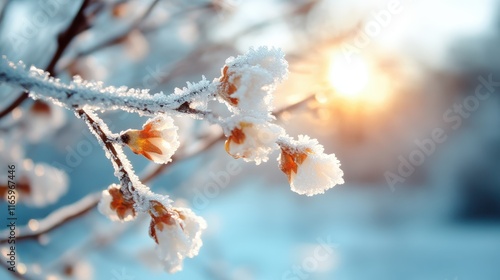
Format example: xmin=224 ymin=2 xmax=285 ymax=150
xmin=278 ymin=135 xmax=344 ymax=196
xmin=0 ymin=57 xmax=216 ymax=117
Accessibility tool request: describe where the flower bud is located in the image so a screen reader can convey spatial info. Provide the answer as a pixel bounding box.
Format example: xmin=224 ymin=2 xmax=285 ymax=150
xmin=121 ymin=116 xmax=179 ymax=164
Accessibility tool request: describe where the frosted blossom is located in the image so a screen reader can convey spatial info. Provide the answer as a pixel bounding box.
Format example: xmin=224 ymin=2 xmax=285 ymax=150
xmin=278 ymin=135 xmax=344 ymax=196
xmin=148 ymin=201 xmax=207 ymax=273
xmin=224 ymin=115 xmax=283 ymax=165
xmin=218 ymin=46 xmax=288 ymax=114
xmin=7 ymin=163 xmax=69 ymax=207
xmin=120 ymin=115 xmax=180 ymax=164
xmin=98 ymin=184 xmax=136 ymax=222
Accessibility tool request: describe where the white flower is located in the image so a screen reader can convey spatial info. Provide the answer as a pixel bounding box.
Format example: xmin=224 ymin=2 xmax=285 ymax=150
xmin=224 ymin=116 xmax=283 ymax=165
xmin=120 ymin=115 xmax=180 ymax=164
xmin=98 ymin=184 xmax=136 ymax=222
xmin=148 ymin=201 xmax=207 ymax=273
xmin=218 ymin=46 xmax=288 ymax=114
xmin=278 ymin=135 xmax=344 ymax=196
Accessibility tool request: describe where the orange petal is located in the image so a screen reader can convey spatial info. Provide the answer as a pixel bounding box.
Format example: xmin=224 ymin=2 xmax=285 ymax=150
xmin=225 ymin=125 xmax=247 ymax=156
xmin=141 ymin=139 xmax=164 ymax=155
xmin=218 ymin=65 xmax=239 ymax=105
xmin=149 ymin=221 xmax=159 ymax=244
xmin=279 ymin=150 xmax=298 ymax=182
xmin=109 ymin=187 xmax=136 ymax=220
xmin=140 ymin=122 xmax=162 ymax=139
xmin=279 ymin=148 xmax=310 ymax=182
xmin=148 ymin=200 xmax=177 ymax=242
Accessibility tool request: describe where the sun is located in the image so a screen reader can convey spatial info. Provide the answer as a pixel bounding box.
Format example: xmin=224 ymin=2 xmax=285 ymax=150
xmin=328 ymin=53 xmax=371 ymax=99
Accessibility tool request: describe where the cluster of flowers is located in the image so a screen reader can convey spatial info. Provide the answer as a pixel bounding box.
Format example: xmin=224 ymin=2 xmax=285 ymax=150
xmin=98 ymin=182 xmax=206 ymax=273
xmin=0 ymin=47 xmax=344 ymax=273
xmin=218 ymin=47 xmax=344 ymax=195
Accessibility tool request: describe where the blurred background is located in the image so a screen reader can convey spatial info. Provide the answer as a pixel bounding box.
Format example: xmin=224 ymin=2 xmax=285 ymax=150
xmin=1 ymin=0 xmax=500 ymax=279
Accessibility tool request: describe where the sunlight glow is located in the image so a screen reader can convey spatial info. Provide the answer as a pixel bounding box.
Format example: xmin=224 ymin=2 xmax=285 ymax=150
xmin=328 ymin=53 xmax=370 ymax=98
xmin=326 ymin=52 xmax=392 ymax=108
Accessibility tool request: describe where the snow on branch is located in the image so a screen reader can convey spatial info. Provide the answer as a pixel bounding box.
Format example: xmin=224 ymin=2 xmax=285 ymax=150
xmin=0 ymin=57 xmax=217 ymax=118
xmin=0 ymin=46 xmax=345 ymax=273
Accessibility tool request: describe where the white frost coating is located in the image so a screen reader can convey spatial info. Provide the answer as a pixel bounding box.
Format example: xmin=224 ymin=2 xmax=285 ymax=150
xmin=279 ymin=135 xmax=344 ymax=196
xmin=22 ymin=163 xmax=69 ymax=207
xmin=224 ymin=115 xmax=284 ymax=165
xmin=291 ymin=151 xmax=344 ymax=196
xmin=220 ymin=46 xmax=288 ymax=116
xmin=0 ymin=57 xmax=217 ymax=117
xmin=121 ymin=115 xmax=180 ymax=164
xmin=153 ymin=207 xmax=207 ymax=273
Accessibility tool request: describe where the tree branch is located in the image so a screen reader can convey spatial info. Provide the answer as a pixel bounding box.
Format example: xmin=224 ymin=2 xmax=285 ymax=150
xmin=0 ymin=94 xmax=314 ymax=243
xmin=76 ymin=109 xmax=136 ymax=199
xmin=0 ymin=60 xmax=220 ymax=120
xmin=0 ymin=0 xmax=91 ymax=119
xmin=1 ymin=193 xmax=100 ymax=243
xmin=63 ymin=2 xmax=213 ymax=65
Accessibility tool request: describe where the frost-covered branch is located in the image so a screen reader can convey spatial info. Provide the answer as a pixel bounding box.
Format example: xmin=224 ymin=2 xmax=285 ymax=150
xmin=77 ymin=109 xmax=136 ymax=197
xmin=0 ymin=59 xmax=219 ymax=119
xmin=0 ymin=46 xmax=345 ymax=273
xmin=0 ymin=94 xmax=315 ymax=245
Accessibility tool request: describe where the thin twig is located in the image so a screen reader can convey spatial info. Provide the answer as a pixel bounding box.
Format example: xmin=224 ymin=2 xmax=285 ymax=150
xmin=0 ymin=155 xmax=160 ymax=244
xmin=76 ymin=109 xmax=135 ymax=198
xmin=0 ymin=0 xmax=90 ymax=119
xmin=2 ymin=193 xmax=100 ymax=243
xmin=0 ymin=62 xmax=221 ymax=120
xmin=68 ymin=0 xmax=161 ymax=59
xmin=0 ymin=0 xmax=11 ymax=29
xmin=65 ymin=2 xmax=213 ymax=65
